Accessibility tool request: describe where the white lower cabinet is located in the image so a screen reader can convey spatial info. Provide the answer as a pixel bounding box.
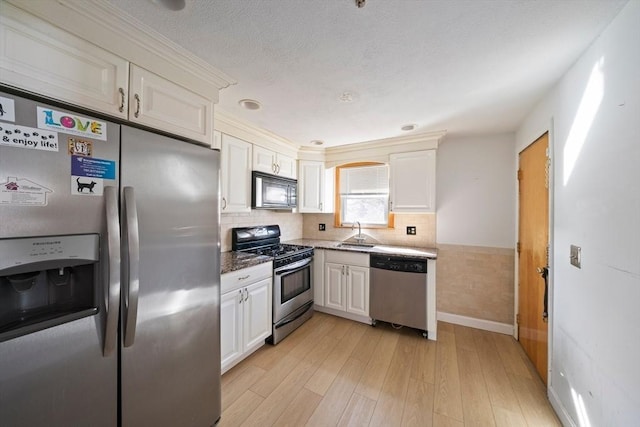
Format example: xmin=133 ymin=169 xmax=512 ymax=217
xmin=221 ymin=262 xmax=272 ymax=374
xmin=346 ymin=265 xmax=369 ymax=317
xmin=318 ymin=251 xmax=370 ymax=323
xmin=313 ymin=249 xmax=325 ymax=307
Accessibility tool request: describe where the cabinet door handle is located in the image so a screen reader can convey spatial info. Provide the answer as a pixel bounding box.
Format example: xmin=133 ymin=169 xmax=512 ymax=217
xmin=222 ymin=197 xmax=227 ymax=210
xmin=238 ymin=275 xmax=250 ymax=280
xmin=276 ymin=164 xmax=281 ymax=174
xmin=389 ymin=201 xmax=393 ymax=211
xmin=342 ymin=265 xmax=345 ymax=275
xmin=346 ymin=266 xmax=350 ymax=276
xmin=272 ymin=163 xmax=276 ymax=173
xmin=238 ymin=289 xmax=243 ymax=304
xmin=319 ymin=202 xmax=323 ymax=211
xmin=134 ymin=93 xmax=141 ymax=118
xmin=243 ymin=288 xmax=249 ymax=302
xmin=118 ymin=87 xmax=125 ymax=113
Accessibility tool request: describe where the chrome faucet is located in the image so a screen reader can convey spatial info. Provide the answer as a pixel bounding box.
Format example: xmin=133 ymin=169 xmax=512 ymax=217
xmin=352 ymin=221 xmax=365 ymax=242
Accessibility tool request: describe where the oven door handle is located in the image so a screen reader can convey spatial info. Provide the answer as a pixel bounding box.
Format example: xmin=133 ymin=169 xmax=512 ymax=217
xmin=274 ymin=257 xmax=312 ymax=275
xmin=275 ymin=301 xmax=314 ymax=329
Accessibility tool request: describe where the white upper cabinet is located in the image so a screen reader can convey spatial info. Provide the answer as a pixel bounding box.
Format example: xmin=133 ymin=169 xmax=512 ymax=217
xmin=389 ymin=150 xmax=436 ymax=212
xmin=298 ymin=160 xmax=324 ymax=213
xmin=212 ymin=130 xmax=222 ymax=150
xmin=298 ymin=161 xmax=334 ymax=213
xmin=129 ymin=65 xmax=213 ymax=144
xmin=0 ymin=3 xmax=129 ymax=118
xmin=0 ymin=3 xmax=219 ymax=146
xmin=221 ymin=134 xmax=252 ymax=213
xmin=253 ymin=146 xmax=296 ymax=179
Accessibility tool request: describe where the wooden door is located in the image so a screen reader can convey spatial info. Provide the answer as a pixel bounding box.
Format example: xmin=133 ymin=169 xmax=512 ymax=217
xmin=518 ymin=133 xmax=549 ymax=384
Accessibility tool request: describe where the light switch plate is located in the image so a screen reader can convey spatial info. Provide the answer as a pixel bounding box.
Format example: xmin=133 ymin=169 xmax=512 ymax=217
xmin=570 ymin=245 xmax=581 ymax=268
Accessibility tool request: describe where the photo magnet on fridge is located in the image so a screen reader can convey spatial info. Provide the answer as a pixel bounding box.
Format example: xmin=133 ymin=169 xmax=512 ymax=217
xmin=68 ymin=138 xmax=93 ymax=157
xmin=0 ymin=96 xmax=16 ymax=122
xmin=1 ymin=176 xmax=53 ymax=206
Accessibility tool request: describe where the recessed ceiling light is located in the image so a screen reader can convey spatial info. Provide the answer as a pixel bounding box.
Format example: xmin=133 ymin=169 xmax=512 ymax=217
xmin=238 ymin=99 xmax=262 ymax=110
xmin=401 ymin=124 xmax=417 ymax=131
xmin=311 ymin=140 xmax=324 ymax=146
xmin=152 ymin=0 xmax=186 ymax=11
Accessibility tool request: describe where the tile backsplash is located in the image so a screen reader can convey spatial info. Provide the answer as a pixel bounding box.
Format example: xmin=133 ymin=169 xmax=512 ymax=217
xmin=221 ymin=211 xmax=435 ymax=251
xmin=435 ymin=244 xmax=515 ymax=324
xmin=221 ymin=210 xmax=303 ymax=252
xmin=302 ymin=213 xmax=436 ymax=247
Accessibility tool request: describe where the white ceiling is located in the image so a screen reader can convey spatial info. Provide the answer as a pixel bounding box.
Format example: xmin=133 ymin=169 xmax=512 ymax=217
xmin=107 ymin=0 xmax=627 ymax=148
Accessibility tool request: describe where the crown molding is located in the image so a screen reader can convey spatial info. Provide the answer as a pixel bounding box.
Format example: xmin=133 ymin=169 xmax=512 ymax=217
xmin=6 ymin=0 xmax=236 ymax=99
xmin=214 ymin=108 xmax=299 ymax=157
xmin=323 ymin=130 xmax=446 ymax=166
xmin=326 ymin=130 xmax=447 ymax=155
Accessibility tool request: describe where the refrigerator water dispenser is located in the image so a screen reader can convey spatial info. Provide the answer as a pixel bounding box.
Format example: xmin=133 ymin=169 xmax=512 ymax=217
xmin=0 ymin=234 xmax=100 ymax=342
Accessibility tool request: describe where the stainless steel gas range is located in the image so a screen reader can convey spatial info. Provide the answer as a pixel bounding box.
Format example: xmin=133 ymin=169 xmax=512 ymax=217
xmin=232 ymin=225 xmax=314 ymax=344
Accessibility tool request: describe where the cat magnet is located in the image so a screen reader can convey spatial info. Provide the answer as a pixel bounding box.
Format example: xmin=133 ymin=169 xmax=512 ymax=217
xmin=70 ymin=155 xmax=116 ymax=197
xmin=71 ymin=175 xmax=103 ymax=196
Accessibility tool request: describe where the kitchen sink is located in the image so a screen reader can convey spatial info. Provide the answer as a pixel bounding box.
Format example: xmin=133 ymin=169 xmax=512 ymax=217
xmin=336 ymin=242 xmax=375 ymax=249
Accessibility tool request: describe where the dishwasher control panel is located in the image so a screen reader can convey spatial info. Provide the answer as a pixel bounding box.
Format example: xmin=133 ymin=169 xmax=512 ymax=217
xmin=370 ymin=255 xmax=427 ymax=273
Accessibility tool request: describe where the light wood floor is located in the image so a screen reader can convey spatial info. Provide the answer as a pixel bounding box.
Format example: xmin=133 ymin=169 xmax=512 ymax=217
xmin=220 ymin=312 xmax=561 ymax=426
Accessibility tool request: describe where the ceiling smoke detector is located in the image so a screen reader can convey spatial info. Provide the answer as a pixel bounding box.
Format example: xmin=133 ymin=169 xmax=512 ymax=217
xmin=238 ymin=99 xmax=262 ymax=110
xmin=401 ymin=124 xmax=417 ymax=131
xmin=311 ymin=140 xmax=324 ymax=146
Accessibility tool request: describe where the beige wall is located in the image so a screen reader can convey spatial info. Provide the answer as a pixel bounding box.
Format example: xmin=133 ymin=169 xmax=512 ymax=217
xmin=436 ymin=244 xmax=514 ymax=324
xmin=221 ymin=211 xmax=303 ymax=252
xmin=302 ymin=212 xmax=436 ymax=247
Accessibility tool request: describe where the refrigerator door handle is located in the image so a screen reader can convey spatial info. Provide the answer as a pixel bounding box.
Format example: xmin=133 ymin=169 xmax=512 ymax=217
xmin=123 ymin=186 xmax=140 ymax=348
xmin=103 ymin=186 xmax=121 ymax=357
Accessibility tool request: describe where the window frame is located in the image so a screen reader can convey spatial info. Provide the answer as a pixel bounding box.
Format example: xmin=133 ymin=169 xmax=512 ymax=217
xmin=333 ymin=162 xmax=395 ymax=229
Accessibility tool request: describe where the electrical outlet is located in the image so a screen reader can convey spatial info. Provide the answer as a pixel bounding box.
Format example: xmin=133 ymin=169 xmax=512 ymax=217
xmin=319 ymin=223 xmax=326 ymax=231
xmin=407 ymin=226 xmax=416 ymax=235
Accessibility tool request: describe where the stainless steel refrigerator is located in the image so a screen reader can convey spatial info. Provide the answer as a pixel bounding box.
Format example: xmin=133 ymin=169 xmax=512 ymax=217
xmin=0 ymin=89 xmax=221 ymax=426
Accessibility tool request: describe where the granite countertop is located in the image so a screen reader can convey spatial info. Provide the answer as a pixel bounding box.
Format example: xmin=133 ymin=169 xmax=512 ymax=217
xmin=284 ymin=238 xmax=438 ymax=259
xmin=221 ymin=239 xmax=437 ymax=274
xmin=221 ymin=251 xmax=272 ymax=274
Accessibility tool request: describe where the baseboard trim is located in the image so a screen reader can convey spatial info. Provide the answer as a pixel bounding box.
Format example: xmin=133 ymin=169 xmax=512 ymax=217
xmin=437 ymin=311 xmax=514 ymax=335
xmin=549 ymin=385 xmax=576 ymax=427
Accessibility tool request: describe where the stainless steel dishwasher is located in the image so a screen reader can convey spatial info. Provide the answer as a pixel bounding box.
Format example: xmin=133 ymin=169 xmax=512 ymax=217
xmin=369 ymin=254 xmax=428 ymax=338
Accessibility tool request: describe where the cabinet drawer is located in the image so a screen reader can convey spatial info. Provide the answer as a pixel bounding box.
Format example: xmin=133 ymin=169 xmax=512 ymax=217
xmin=221 ymin=262 xmax=272 ymax=294
xmin=325 ymin=250 xmax=369 ymax=267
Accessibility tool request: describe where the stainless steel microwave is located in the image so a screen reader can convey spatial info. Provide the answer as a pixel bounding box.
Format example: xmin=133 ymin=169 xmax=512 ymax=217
xmin=252 ymin=171 xmax=297 ymax=209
